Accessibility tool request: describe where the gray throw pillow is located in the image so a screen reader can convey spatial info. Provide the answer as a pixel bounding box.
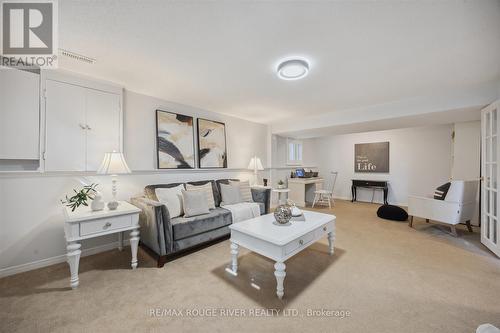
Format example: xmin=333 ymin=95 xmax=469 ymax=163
xmin=220 ymin=183 xmax=242 ymax=205
xmin=181 ymin=190 xmax=210 ymax=217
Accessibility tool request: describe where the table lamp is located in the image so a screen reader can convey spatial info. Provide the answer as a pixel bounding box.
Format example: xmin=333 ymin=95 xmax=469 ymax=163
xmin=97 ymin=151 xmax=131 ymax=210
xmin=247 ymin=156 xmax=264 ymax=185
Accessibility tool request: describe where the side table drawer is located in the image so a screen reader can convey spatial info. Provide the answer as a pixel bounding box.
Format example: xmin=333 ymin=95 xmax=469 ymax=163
xmin=80 ymin=215 xmax=132 ymax=236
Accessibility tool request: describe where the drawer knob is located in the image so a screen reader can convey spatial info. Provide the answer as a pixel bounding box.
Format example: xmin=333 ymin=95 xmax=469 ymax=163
xmin=103 ymin=222 xmax=112 ymax=229
xmin=299 ymin=239 xmax=304 ymax=245
xmin=323 ymin=226 xmax=327 ymax=231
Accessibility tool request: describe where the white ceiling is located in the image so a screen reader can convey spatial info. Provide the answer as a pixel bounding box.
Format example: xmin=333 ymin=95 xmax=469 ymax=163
xmin=59 ymin=0 xmax=500 ymax=125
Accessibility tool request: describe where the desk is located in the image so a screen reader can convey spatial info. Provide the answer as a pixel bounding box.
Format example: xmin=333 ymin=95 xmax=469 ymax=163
xmin=351 ymin=180 xmax=389 ymax=204
xmin=288 ymin=178 xmax=324 ymax=207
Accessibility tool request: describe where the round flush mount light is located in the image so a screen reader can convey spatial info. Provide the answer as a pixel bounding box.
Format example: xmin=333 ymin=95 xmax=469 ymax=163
xmin=276 ymin=58 xmax=310 ymax=80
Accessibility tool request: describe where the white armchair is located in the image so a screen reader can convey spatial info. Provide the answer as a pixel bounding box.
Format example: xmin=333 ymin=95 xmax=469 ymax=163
xmin=408 ymin=180 xmax=478 ymax=236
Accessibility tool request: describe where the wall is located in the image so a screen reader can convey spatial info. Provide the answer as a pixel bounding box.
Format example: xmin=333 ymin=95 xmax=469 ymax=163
xmin=312 ymin=125 xmax=454 ymax=206
xmin=452 ymin=121 xmax=480 ymax=180
xmin=452 ymin=121 xmax=481 ymax=225
xmin=0 ymin=90 xmax=269 ymax=277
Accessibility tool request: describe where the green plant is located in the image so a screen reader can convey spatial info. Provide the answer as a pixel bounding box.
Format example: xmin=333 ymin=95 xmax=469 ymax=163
xmin=61 ymin=183 xmax=99 ymax=212
xmin=278 ymin=180 xmax=284 ymax=185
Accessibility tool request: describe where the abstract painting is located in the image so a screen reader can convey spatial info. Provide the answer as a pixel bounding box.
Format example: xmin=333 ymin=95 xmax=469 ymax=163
xmin=197 ymin=118 xmax=227 ymax=168
xmin=156 ymin=110 xmax=195 ymax=169
xmin=354 ymin=141 xmax=389 ymax=173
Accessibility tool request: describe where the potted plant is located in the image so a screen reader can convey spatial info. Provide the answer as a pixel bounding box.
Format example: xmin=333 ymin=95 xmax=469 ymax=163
xmin=277 ymin=180 xmax=285 ymax=189
xmin=61 ymin=183 xmax=100 ymax=212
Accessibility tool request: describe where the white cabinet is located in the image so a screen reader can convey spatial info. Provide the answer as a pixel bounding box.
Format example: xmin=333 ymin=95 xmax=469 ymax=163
xmin=45 ymin=80 xmax=87 ymax=171
xmin=85 ymin=89 xmax=121 ymax=170
xmin=44 ymin=78 xmax=122 ymax=171
xmin=0 ymin=68 xmax=40 ymax=159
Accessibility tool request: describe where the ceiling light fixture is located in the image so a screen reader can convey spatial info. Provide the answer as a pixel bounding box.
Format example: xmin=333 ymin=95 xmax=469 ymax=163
xmin=276 ymin=58 xmax=310 ymax=80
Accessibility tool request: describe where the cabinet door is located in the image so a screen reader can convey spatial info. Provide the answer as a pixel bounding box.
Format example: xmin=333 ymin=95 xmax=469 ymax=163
xmin=45 ymin=80 xmax=86 ymax=171
xmin=0 ymin=68 xmax=40 ymax=159
xmin=85 ymin=88 xmax=121 ymax=171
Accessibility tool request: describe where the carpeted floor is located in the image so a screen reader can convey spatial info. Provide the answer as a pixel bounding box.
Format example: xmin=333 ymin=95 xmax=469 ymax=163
xmin=1 ymin=200 xmax=500 ymax=333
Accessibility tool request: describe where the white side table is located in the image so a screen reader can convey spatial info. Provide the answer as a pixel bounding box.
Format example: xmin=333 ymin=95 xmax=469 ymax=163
xmin=63 ymin=201 xmax=141 ymax=289
xmin=273 ymin=188 xmax=291 ymax=205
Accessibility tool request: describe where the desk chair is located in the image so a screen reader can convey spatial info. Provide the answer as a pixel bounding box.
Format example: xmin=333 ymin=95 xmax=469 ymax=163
xmin=312 ymin=172 xmax=338 ymax=209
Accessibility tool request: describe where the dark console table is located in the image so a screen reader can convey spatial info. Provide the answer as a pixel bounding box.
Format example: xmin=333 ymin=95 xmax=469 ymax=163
xmin=351 ymin=180 xmax=389 ymax=205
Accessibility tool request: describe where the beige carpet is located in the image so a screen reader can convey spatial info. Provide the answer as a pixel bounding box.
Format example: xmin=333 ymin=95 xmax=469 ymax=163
xmin=1 ymin=200 xmax=500 ymax=333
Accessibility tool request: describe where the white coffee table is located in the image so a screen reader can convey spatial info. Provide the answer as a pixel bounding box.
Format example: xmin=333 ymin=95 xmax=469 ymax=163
xmin=228 ymin=210 xmax=336 ymax=299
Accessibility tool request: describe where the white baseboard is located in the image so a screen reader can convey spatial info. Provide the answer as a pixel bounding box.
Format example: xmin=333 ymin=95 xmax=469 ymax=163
xmin=0 ymin=239 xmax=131 ymax=278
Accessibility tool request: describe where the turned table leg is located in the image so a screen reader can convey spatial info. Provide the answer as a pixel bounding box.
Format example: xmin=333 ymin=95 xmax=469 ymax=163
xmin=129 ymin=229 xmax=140 ymax=269
xmin=328 ymin=231 xmax=335 ymax=255
xmin=230 ymin=242 xmax=239 ymax=274
xmin=118 ymin=232 xmax=123 ymax=251
xmin=66 ymin=242 xmax=81 ymax=289
xmin=274 ymin=262 xmax=286 ymax=299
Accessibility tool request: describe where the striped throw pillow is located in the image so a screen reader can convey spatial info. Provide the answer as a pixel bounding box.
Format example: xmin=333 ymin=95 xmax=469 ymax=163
xmin=230 ymin=180 xmax=252 ymax=202
xmin=186 ymin=182 xmax=216 ymax=209
xmin=433 ymin=182 xmax=451 ymax=200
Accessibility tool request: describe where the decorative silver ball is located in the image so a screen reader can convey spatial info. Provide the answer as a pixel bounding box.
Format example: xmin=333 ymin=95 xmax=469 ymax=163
xmin=274 ymin=204 xmax=292 ymax=225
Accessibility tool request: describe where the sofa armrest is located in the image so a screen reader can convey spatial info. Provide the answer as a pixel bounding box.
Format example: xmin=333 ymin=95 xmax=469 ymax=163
xmin=408 ymin=195 xmax=461 ymax=225
xmin=130 ymin=197 xmax=173 ymax=256
xmin=251 ymin=187 xmax=271 ymax=214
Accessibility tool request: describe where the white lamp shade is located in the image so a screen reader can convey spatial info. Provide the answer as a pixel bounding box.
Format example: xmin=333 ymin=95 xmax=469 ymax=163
xmin=247 ymin=156 xmax=264 ymax=171
xmin=97 ymin=151 xmax=131 ymax=175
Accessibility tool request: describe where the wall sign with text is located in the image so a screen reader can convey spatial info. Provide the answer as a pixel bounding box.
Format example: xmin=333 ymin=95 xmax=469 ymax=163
xmin=354 ymin=142 xmax=389 ymax=173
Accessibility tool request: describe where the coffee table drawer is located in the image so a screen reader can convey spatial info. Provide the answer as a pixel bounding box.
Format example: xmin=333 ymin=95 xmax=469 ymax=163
xmin=284 ymin=230 xmax=315 ymax=255
xmin=80 ymin=215 xmax=132 ymax=236
xmin=315 ymin=223 xmax=332 ymax=237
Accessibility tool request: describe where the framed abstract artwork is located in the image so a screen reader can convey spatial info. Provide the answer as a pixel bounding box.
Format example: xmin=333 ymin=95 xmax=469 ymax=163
xmin=354 ymin=141 xmax=389 ymax=173
xmin=197 ymin=118 xmax=227 ymax=168
xmin=156 ymin=110 xmax=195 ymax=169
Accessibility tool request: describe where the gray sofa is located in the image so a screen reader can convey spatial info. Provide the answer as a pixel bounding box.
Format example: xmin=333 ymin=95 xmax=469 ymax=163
xmin=131 ymin=179 xmax=271 ymax=267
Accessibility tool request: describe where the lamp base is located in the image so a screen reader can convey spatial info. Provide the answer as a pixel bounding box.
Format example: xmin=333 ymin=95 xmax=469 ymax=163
xmin=107 ymin=201 xmax=119 ymax=210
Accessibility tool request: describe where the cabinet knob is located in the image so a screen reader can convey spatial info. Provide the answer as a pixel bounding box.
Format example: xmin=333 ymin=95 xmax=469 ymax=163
xmin=103 ymin=222 xmax=112 ymax=229
xmin=79 ymin=123 xmax=86 ymax=129
xmin=86 ymin=125 xmax=92 ymax=130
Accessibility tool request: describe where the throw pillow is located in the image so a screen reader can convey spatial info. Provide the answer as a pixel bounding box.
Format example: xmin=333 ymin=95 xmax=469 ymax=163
xmin=434 ymin=182 xmax=451 ymax=200
xmin=229 ymin=180 xmax=253 ymax=202
xmin=155 ymin=184 xmax=185 ymax=218
xmin=186 ymin=182 xmax=216 ymax=209
xmin=220 ymin=183 xmax=242 ymax=205
xmin=181 ymin=190 xmax=210 ymax=217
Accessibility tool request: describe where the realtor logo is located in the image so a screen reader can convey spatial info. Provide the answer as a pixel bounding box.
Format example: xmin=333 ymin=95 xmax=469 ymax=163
xmin=1 ymin=0 xmax=58 ymax=68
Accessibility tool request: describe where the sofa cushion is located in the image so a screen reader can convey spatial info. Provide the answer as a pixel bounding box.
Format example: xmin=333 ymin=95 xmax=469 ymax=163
xmin=181 ymin=190 xmax=210 ymax=217
xmin=186 ymin=180 xmax=219 ymax=207
xmin=155 ymin=184 xmax=185 ymax=218
xmin=230 ymin=180 xmax=252 ymax=202
xmin=171 ymin=207 xmax=232 ymax=240
xmin=220 ymin=183 xmax=242 ymax=205
xmin=145 ymin=183 xmax=185 ymax=201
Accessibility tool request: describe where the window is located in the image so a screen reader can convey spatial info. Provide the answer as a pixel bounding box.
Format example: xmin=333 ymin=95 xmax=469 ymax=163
xmin=287 ymin=139 xmax=303 ymax=165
